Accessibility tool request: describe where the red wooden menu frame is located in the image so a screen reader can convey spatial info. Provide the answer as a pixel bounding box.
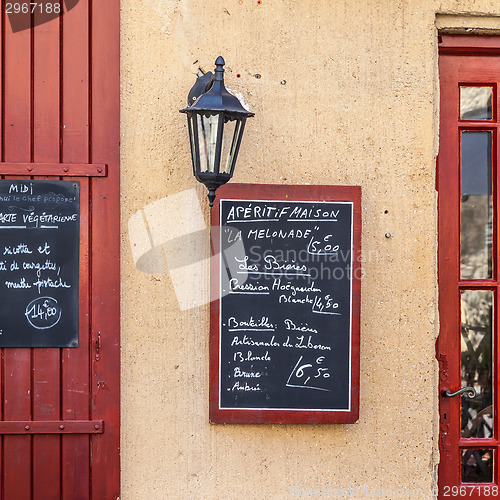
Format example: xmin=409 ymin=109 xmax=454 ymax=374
xmin=210 ymin=184 xmax=361 ymax=424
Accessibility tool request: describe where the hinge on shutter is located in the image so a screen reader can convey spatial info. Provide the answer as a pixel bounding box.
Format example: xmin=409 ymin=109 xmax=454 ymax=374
xmin=0 ymin=162 xmax=107 ymax=177
xmin=0 ymin=420 xmax=104 ymax=434
xmin=95 ymin=333 xmax=102 ymax=361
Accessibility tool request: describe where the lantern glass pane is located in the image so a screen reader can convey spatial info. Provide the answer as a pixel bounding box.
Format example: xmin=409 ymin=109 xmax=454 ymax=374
xmin=187 ymin=115 xmax=196 ymax=175
xmin=196 ymin=114 xmax=220 ymax=173
xmin=220 ymin=119 xmax=240 ymax=174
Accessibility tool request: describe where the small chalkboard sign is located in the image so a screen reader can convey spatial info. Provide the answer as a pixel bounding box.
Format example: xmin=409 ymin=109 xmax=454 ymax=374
xmin=0 ymin=180 xmax=79 ymax=347
xmin=210 ymin=184 xmax=361 ymax=424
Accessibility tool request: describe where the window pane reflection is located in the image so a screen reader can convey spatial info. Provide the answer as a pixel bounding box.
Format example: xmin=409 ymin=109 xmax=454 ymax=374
xmin=462 ymin=449 xmax=494 ymax=483
xmin=460 ymin=131 xmax=493 ymax=279
xmin=461 ymin=290 xmax=493 ymax=438
xmin=460 ymin=86 xmax=493 ymax=120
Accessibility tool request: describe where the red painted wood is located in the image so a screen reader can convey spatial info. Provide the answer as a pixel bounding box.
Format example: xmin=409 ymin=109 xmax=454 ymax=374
xmin=0 ymin=7 xmax=4 ymax=496
xmin=0 ymin=163 xmax=107 ymax=176
xmin=210 ymin=184 xmax=361 ymax=424
xmin=437 ymin=52 xmax=462 ymax=493
xmin=60 ymin=2 xmax=91 ymax=497
xmin=61 ymin=178 xmax=91 ymax=500
xmin=439 ymin=35 xmax=500 ymax=55
xmin=0 ymin=7 xmax=2 ymax=496
xmin=32 ymin=11 xmax=62 ymax=500
xmin=90 ymin=0 xmax=121 ymax=497
xmin=438 ymin=36 xmax=500 ymax=498
xmin=0 ymin=421 xmax=103 ymax=434
xmin=2 ymin=13 xmax=33 ymax=500
xmin=0 ymin=0 xmax=120 ymax=496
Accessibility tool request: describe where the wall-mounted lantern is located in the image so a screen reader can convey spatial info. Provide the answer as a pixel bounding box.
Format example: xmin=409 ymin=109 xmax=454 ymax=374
xmin=180 ymin=56 xmax=254 ymax=207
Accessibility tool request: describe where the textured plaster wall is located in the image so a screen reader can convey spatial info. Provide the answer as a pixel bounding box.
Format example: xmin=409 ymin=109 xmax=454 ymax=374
xmin=121 ymin=2 xmax=500 ymax=499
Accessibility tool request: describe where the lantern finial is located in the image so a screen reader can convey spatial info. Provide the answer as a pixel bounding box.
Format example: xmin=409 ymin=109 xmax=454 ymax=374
xmin=214 ymin=56 xmax=225 ymax=81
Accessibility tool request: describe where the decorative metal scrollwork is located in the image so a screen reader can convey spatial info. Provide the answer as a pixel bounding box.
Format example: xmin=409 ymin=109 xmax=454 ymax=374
xmin=441 ymin=386 xmax=476 ymax=399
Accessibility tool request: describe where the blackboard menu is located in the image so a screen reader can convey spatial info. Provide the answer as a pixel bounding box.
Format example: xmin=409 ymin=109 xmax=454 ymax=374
xmin=0 ymin=180 xmax=79 ymax=347
xmin=210 ymin=184 xmax=361 ymax=424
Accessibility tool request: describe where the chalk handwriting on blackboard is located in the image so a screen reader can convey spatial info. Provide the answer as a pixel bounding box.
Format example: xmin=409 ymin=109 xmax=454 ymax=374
xmin=25 ymin=296 xmax=62 ymax=330
xmin=0 ymin=180 xmax=79 ymax=347
xmin=286 ymin=355 xmax=331 ymax=391
xmin=219 ymin=199 xmax=353 ymax=411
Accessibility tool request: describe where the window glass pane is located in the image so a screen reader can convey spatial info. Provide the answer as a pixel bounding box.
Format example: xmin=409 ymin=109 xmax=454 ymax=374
xmin=462 ymin=449 xmax=494 ymax=483
xmin=461 ymin=290 xmax=493 ymax=438
xmin=460 ymin=86 xmax=493 ymax=120
xmin=460 ymin=131 xmax=493 ymax=279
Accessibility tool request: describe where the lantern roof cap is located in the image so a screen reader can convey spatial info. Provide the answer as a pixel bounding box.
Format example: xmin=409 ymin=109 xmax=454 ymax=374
xmin=180 ymin=56 xmax=254 ymax=117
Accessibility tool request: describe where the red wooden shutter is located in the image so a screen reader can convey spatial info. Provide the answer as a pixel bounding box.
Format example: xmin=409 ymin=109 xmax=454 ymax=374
xmin=0 ymin=1 xmax=120 ymax=498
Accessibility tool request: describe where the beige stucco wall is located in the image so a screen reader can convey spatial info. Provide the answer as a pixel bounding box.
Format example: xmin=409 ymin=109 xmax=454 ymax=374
xmin=120 ymin=2 xmax=500 ymax=499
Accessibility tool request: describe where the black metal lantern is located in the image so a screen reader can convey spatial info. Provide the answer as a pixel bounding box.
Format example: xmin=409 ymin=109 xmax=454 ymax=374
xmin=180 ymin=56 xmax=254 ymax=207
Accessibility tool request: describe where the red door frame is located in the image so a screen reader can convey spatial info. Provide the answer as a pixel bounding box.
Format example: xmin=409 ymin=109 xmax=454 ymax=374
xmin=438 ymin=35 xmax=500 ymax=497
xmin=0 ymin=1 xmax=120 ymax=498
